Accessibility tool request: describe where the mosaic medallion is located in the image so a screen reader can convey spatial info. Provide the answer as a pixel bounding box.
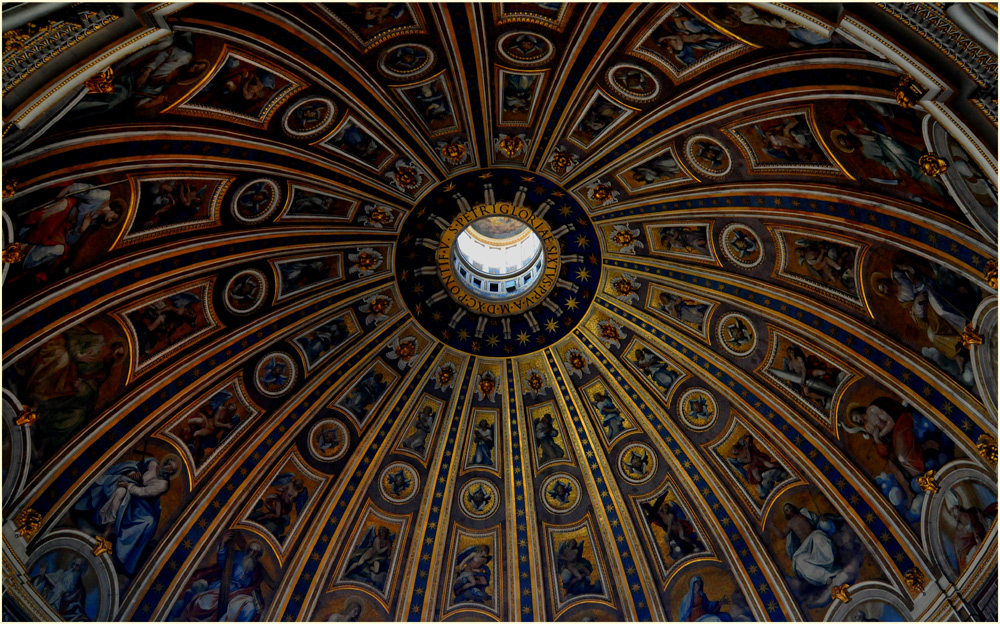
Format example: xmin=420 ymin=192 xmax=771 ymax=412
xmin=720 ymin=223 xmax=764 ymax=268
xmin=379 ymin=462 xmax=419 ymax=503
xmin=497 ymin=31 xmax=555 ymax=66
xmin=618 ymin=442 xmax=657 ymax=484
xmin=677 ymin=388 xmax=717 ymax=431
xmin=459 ymin=478 xmax=500 ymax=519
xmin=281 ymin=96 xmax=337 ymax=139
xmin=308 ymin=418 xmax=349 ymax=462
xmin=684 ymin=134 xmax=732 ymax=177
xmin=606 ymin=63 xmax=660 ymax=103
xmin=540 ymin=473 xmax=582 ymax=514
xmin=378 ymin=43 xmax=435 ymax=78
xmin=717 ymin=312 xmax=757 ymax=358
xmin=254 ymin=352 xmax=297 ymax=397
xmin=232 ymin=178 xmax=281 ymax=224
xmin=224 ymin=269 xmax=268 ymax=315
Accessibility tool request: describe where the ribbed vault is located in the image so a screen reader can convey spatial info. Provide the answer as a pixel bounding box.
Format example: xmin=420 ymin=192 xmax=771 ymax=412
xmin=1 ymin=3 xmax=997 ymax=622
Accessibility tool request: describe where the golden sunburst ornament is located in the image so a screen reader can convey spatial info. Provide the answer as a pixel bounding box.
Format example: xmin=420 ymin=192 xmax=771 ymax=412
xmin=441 ymin=142 xmax=467 ymax=165
xmin=367 ymin=206 xmax=393 ymax=225
xmin=479 ymin=376 xmax=496 ymax=396
xmin=550 ymin=151 xmax=574 ymax=174
xmin=527 ymin=372 xmax=544 ymax=391
xmin=369 ymin=296 xmax=390 ymax=315
xmin=355 ymin=251 xmax=380 ymax=271
xmin=589 ymin=183 xmax=613 ymax=203
xmin=612 ymin=229 xmax=636 ymax=247
xmin=613 ymin=278 xmax=637 ymax=297
xmin=395 ymin=338 xmax=417 ymax=361
xmin=498 ymin=135 xmax=525 ymax=158
xmin=394 ymin=165 xmax=420 ymax=189
xmin=3 ymin=242 xmax=26 ymax=264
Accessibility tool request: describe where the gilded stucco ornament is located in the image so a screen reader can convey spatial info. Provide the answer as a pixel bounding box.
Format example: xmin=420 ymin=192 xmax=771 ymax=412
xmin=830 ymin=583 xmax=851 ymax=603
xmin=917 ymin=153 xmax=948 ymax=177
xmin=3 ymin=242 xmax=26 ymax=264
xmin=903 ymin=568 xmax=926 ymax=593
xmin=84 ymin=67 xmax=115 ymax=94
xmin=497 ymin=134 xmax=526 ymax=158
xmin=893 ymin=75 xmax=924 ymax=107
xmin=14 ymin=404 xmax=38 ymax=426
xmin=549 ymin=148 xmax=577 ymax=174
xmin=984 ymin=259 xmax=997 ymax=289
xmin=93 ymin=535 xmax=114 ymax=556
xmin=2 ymin=176 xmax=17 ymax=198
xmin=14 ymin=508 xmax=42 ymax=540
xmin=917 ymin=470 xmax=939 ymax=493
xmin=977 ymin=434 xmax=997 ymax=463
xmin=959 ymin=323 xmax=984 ymax=348
xmin=441 ymin=141 xmax=467 ymax=165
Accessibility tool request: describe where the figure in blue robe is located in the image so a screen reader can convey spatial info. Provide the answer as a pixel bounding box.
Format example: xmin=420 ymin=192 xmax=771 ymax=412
xmin=74 ymin=456 xmax=178 ymax=574
xmin=679 ymin=576 xmax=732 ymax=622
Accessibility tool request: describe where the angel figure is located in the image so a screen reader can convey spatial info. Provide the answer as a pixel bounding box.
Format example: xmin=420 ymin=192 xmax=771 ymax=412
xmin=249 ymin=473 xmax=308 ymax=541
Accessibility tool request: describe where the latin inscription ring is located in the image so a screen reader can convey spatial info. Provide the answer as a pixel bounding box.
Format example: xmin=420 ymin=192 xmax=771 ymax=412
xmin=437 ymin=203 xmax=561 ymax=316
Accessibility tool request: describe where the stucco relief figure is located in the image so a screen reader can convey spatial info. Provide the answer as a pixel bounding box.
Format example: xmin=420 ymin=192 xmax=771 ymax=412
xmin=16 ymin=183 xmax=120 ymax=281
xmin=873 ymin=255 xmax=980 ymax=388
xmin=248 ymin=473 xmax=309 ymax=543
xmin=753 ymin=116 xmax=827 ymax=163
xmin=7 ymin=323 xmax=126 ymax=465
xmin=641 ymin=493 xmax=704 ymax=559
xmin=401 ymin=406 xmax=435 ymax=454
xmin=503 ymin=74 xmax=537 ymax=116
xmin=658 ymin=226 xmax=710 ymax=256
xmin=772 ymin=345 xmax=844 ymax=412
xmin=727 ymin=435 xmax=789 ymax=499
xmin=192 ymin=57 xmax=279 ymax=115
xmin=169 ymin=532 xmax=268 ymax=621
xmin=629 ymin=153 xmax=681 ymax=185
xmin=649 ymin=7 xmax=731 ymax=67
xmin=775 ymin=503 xmax=864 ymax=608
xmin=556 ymin=539 xmax=602 ymax=597
xmin=632 ymin=347 xmax=681 ymax=392
xmin=470 ymin=419 xmax=496 ymax=466
xmin=30 ymin=555 xmax=91 ymax=621
xmin=182 ymin=391 xmax=240 ymax=464
xmin=137 ymin=180 xmax=209 ymax=231
xmin=793 ymin=238 xmax=857 ymax=294
xmin=129 ymin=291 xmax=203 ymax=360
xmin=453 ymin=545 xmax=493 ymax=604
xmin=344 ymin=526 xmax=395 ymax=591
xmin=658 ymin=292 xmax=709 ymax=329
xmin=73 ymin=454 xmax=179 ymax=574
xmin=679 ymin=576 xmax=732 ymax=622
xmin=341 ymin=371 xmax=387 ymax=421
xmin=327 ymin=598 xmax=364 ymax=622
xmin=591 ymin=391 xmax=625 ymax=439
xmin=533 ymin=412 xmax=565 ymax=464
xmin=297 ymin=318 xmax=350 ymax=365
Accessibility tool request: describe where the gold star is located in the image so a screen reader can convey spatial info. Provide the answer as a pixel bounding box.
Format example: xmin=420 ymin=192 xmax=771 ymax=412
xmin=558 ymin=204 xmax=573 ymax=216
xmin=487 ymin=334 xmax=499 ymax=346
xmin=457 ymin=329 xmax=470 ymax=340
xmin=431 ymin=312 xmax=442 ymax=321
xmin=575 ymin=234 xmax=590 ymax=248
xmin=412 ymin=283 xmax=424 ymax=294
xmin=516 ymin=331 xmax=530 ymax=345
xmin=545 ymin=318 xmax=559 ymax=333
xmin=443 ymin=182 xmax=455 ymax=192
xmin=575 ymin=267 xmax=591 ymax=281
xmin=564 ymin=296 xmax=579 ymax=310
xmin=552 ymin=190 xmax=564 ymax=197
xmin=478 ymin=172 xmax=493 ymax=179
xmin=521 ymin=175 xmax=535 ymax=182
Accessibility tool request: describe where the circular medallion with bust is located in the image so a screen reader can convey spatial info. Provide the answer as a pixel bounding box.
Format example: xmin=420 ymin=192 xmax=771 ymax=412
xmin=395 ymin=168 xmax=601 ymax=357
